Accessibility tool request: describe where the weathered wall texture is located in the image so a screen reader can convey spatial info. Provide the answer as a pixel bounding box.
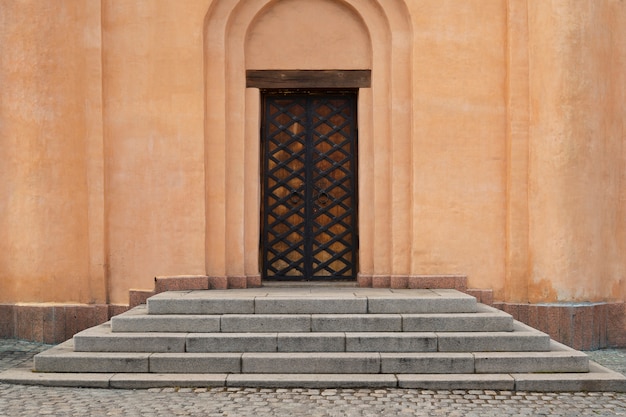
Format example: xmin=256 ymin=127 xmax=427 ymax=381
xmin=0 ymin=1 xmax=105 ymax=304
xmin=102 ymin=1 xmax=208 ymax=304
xmin=409 ymin=0 xmax=508 ymax=297
xmin=527 ymin=0 xmax=626 ymax=303
xmin=1 ymin=0 xmax=625 ymax=314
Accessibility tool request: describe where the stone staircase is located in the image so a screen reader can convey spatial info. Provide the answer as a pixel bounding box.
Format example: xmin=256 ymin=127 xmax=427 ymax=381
xmin=3 ymin=287 xmax=626 ymax=391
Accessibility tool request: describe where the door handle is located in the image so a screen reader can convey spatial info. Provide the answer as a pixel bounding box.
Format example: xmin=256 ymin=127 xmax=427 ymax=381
xmin=316 ymin=190 xmax=330 ymax=206
xmin=289 ymin=190 xmax=301 ymax=205
xmin=314 ymin=179 xmax=331 ymax=206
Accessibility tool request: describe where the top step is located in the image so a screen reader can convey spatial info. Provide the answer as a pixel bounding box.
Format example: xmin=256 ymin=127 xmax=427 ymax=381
xmin=147 ymin=288 xmax=477 ymax=315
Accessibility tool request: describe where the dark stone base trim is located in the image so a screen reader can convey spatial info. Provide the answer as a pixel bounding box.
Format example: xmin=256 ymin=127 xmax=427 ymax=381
xmin=0 ymin=303 xmax=121 ymax=344
xmin=493 ymin=301 xmax=626 ymax=351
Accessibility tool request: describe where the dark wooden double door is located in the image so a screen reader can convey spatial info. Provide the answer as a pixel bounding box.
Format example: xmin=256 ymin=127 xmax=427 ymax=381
xmin=261 ymin=91 xmax=358 ymax=280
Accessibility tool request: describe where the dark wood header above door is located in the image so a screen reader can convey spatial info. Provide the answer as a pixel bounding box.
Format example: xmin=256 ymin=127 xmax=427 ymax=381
xmin=246 ymin=70 xmax=371 ymax=89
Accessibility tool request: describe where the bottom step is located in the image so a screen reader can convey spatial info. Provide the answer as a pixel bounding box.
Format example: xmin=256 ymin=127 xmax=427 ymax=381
xmin=32 ymin=339 xmax=589 ymax=374
xmin=1 ymin=361 xmax=625 ymax=391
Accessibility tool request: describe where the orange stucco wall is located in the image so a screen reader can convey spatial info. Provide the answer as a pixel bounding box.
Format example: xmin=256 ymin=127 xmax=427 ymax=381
xmin=527 ymin=0 xmax=626 ymax=303
xmin=0 ymin=1 xmax=104 ymax=304
xmin=408 ymin=0 xmax=508 ymax=296
xmin=1 ymin=0 xmax=625 ymax=307
xmin=102 ymin=1 xmax=208 ymax=305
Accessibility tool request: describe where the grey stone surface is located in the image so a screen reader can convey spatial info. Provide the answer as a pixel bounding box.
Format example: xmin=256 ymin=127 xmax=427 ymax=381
xmin=1 ymin=362 xmax=113 ymax=388
xmin=226 ymin=373 xmax=398 ymax=388
xmin=34 ymin=340 xmax=150 ymax=373
xmin=367 ymin=294 xmax=476 ymax=314
xmin=109 ymin=373 xmax=228 ymax=389
xmin=512 ymin=362 xmax=626 ymax=392
xmin=148 ymin=292 xmax=255 ymax=314
xmin=112 ymin=306 xmax=221 ymax=333
xmin=345 ymin=332 xmax=438 ymax=352
xmin=437 ymin=329 xmax=551 ymax=352
xmin=277 ymin=333 xmax=345 ymax=352
xmin=186 ymin=333 xmax=277 ymax=352
xmin=588 ymin=347 xmax=626 ymax=376
xmin=241 ymin=353 xmax=381 ymax=374
xmin=149 ymin=353 xmax=242 ymax=373
xmin=401 ymin=309 xmax=514 ymax=332
xmin=221 ymin=314 xmax=311 ymax=332
xmin=73 ymin=323 xmax=187 ymax=353
xmin=397 ymin=374 xmax=516 ymax=390
xmin=474 ymin=350 xmax=589 ymax=373
xmin=380 ymin=353 xmax=475 ymax=374
xmin=311 ymin=314 xmax=402 ymax=332
xmin=254 ymin=296 xmax=368 ymax=314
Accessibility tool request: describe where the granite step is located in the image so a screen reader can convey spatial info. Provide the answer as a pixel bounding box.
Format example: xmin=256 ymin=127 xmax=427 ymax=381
xmin=146 ymin=288 xmax=478 ymax=315
xmin=6 ymin=363 xmax=626 ymax=391
xmin=73 ymin=322 xmax=548 ymax=353
xmin=111 ymin=304 xmax=513 ymax=333
xmin=33 ymin=339 xmax=588 ymax=375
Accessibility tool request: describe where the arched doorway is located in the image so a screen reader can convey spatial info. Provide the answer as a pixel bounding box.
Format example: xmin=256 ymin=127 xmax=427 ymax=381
xmin=204 ymin=0 xmax=412 ymax=285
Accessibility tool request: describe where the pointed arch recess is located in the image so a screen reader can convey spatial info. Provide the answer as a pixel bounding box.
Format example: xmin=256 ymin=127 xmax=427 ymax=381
xmin=203 ymin=0 xmax=412 ymax=282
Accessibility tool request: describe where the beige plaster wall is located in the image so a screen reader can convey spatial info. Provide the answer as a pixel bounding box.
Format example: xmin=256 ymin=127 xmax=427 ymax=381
xmin=245 ymin=0 xmax=371 ymax=70
xmin=527 ymin=0 xmax=626 ymax=303
xmin=0 ymin=1 xmax=105 ymax=304
xmin=408 ymin=0 xmax=508 ymax=297
xmin=103 ymin=1 xmax=209 ymax=304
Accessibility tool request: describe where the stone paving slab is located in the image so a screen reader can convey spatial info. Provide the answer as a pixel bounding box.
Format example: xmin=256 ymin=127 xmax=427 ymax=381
xmin=254 ymin=297 xmax=369 ymax=314
xmin=0 ymin=361 xmax=113 ymax=388
xmin=34 ymin=340 xmax=151 ymax=373
xmin=226 ymin=373 xmax=398 ymax=389
xmin=241 ymin=353 xmax=381 ymax=374
xmin=397 ymin=373 xmax=516 ymax=390
xmin=345 ymin=332 xmax=438 ymax=352
xmin=512 ymin=362 xmax=626 ymax=393
xmin=277 ymin=332 xmax=345 ymax=352
xmin=380 ymin=352 xmax=475 ymax=374
xmin=111 ymin=305 xmax=222 ymax=332
xmin=474 ymin=340 xmax=589 ymax=373
xmin=221 ymin=314 xmax=312 ymax=332
xmin=437 ymin=322 xmax=551 ymax=352
xmin=150 ymin=353 xmax=242 ymax=373
xmin=148 ymin=291 xmax=256 ymax=315
xmin=73 ymin=323 xmax=188 ymax=353
xmin=401 ymin=304 xmax=514 ymax=332
xmin=311 ymin=314 xmax=402 ymax=332
xmin=109 ymin=373 xmax=228 ymax=389
xmin=186 ymin=333 xmax=278 ymax=353
xmin=366 ymin=293 xmax=476 ymax=314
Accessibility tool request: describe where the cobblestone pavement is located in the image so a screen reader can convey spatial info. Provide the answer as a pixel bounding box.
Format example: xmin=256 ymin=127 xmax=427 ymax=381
xmin=1 ymin=339 xmax=626 ymax=416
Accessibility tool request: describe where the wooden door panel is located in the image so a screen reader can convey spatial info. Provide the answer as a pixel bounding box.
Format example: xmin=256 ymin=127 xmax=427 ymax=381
xmin=261 ymin=92 xmax=357 ymax=280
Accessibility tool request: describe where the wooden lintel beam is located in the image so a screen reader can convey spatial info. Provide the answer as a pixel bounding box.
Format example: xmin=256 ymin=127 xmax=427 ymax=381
xmin=246 ymin=70 xmax=371 ymax=89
